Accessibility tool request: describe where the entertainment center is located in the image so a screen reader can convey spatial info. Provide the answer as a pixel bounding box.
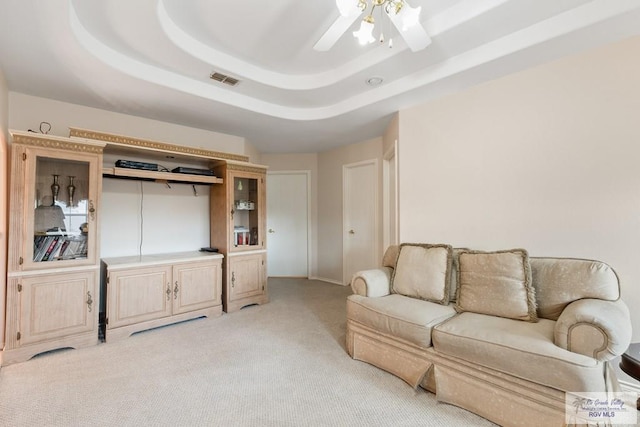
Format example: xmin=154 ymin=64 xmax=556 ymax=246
xmin=3 ymin=128 xmax=268 ymax=364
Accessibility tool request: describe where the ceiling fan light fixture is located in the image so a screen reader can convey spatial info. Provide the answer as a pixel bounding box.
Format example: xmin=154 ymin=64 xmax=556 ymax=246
xmin=315 ymin=0 xmax=428 ymax=52
xmin=353 ymin=16 xmax=375 ymax=45
xmin=400 ymin=4 xmax=421 ymax=31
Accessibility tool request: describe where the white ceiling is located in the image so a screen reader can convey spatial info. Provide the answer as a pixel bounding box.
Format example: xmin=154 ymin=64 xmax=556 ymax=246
xmin=1 ymin=0 xmax=640 ymax=153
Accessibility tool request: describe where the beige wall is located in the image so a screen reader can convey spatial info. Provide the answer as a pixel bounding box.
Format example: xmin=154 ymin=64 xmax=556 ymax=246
xmin=383 ymin=113 xmax=399 ymax=156
xmin=8 ymin=93 xmax=247 ymax=155
xmin=0 ymin=68 xmax=8 ymax=361
xmin=317 ymin=137 xmax=383 ymax=284
xmin=261 ymin=153 xmax=318 ymax=277
xmin=399 ymin=35 xmax=640 ymax=340
xmin=243 ymin=140 xmax=262 ymax=164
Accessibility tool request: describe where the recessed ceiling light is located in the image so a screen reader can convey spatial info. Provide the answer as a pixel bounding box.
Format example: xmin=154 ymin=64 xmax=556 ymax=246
xmin=366 ymin=76 xmax=384 ymax=86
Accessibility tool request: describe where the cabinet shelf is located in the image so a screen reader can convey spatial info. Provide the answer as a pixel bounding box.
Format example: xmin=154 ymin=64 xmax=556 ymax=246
xmin=103 ymin=167 xmax=224 ymax=185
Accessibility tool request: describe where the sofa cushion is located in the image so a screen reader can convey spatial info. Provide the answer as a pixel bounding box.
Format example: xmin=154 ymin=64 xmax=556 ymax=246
xmin=347 ymin=294 xmax=456 ymax=348
xmin=432 ymin=312 xmax=606 ymax=393
xmin=455 ymin=249 xmax=538 ymax=322
xmin=448 ymin=248 xmax=468 ymax=303
xmin=530 ymin=257 xmax=620 ymax=321
xmin=382 ymin=245 xmax=400 ymax=269
xmin=391 ymin=243 xmax=453 ymax=305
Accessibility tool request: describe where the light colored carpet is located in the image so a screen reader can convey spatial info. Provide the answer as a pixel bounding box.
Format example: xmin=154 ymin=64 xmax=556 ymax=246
xmin=0 ymin=278 xmax=495 ymax=426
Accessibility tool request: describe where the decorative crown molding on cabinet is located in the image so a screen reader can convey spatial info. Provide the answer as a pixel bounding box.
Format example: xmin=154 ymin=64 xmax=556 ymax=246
xmin=69 ymin=127 xmax=249 ymax=162
xmin=11 ymin=132 xmax=106 ymax=154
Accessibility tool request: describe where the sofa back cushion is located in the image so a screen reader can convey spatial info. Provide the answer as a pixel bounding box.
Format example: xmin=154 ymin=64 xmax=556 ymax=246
xmin=382 ymin=245 xmax=400 ymax=269
xmin=530 ymin=257 xmax=620 ymax=321
xmin=455 ymin=249 xmax=538 ymax=322
xmin=391 ymin=243 xmax=453 ymax=305
xmin=448 ymin=248 xmax=468 ymax=302
xmin=384 ymin=244 xmax=461 ymax=303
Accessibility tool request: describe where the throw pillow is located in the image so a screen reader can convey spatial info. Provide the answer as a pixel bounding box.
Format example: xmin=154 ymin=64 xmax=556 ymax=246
xmin=455 ymin=249 xmax=538 ymax=322
xmin=391 ymin=243 xmax=453 ymax=305
xmin=382 ymin=245 xmax=400 ymax=269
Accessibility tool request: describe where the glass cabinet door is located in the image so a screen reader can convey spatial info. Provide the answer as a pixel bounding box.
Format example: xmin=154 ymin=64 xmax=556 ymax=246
xmin=231 ymin=173 xmax=263 ymax=249
xmin=23 ymin=149 xmax=99 ymax=269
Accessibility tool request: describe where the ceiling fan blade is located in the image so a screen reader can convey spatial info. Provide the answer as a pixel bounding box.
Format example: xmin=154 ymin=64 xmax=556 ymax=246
xmin=388 ymin=13 xmax=431 ymax=52
xmin=314 ymin=13 xmax=361 ymax=51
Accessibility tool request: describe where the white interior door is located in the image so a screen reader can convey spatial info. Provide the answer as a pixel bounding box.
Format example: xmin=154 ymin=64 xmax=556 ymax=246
xmin=266 ymin=172 xmax=309 ymax=277
xmin=343 ymin=160 xmax=378 ymax=285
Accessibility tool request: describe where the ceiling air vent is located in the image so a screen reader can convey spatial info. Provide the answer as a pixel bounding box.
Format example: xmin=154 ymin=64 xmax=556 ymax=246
xmin=210 ymin=72 xmax=240 ymax=87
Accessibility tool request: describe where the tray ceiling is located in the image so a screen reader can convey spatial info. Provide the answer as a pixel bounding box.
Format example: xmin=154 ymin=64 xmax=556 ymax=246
xmin=1 ymin=0 xmax=639 ymax=152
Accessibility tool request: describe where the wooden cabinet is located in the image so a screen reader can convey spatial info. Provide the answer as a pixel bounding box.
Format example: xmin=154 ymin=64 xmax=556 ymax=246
xmin=226 ymin=252 xmax=267 ymax=312
xmin=3 ymin=128 xmax=267 ymax=364
xmin=106 ymin=265 xmax=173 ymax=330
xmin=210 ymin=161 xmax=268 ymax=312
xmin=3 ymin=131 xmax=105 ymax=365
xmin=102 ymin=252 xmax=223 ymax=341
xmin=13 ymin=271 xmax=98 ymax=346
xmin=173 ymin=261 xmax=222 ymax=315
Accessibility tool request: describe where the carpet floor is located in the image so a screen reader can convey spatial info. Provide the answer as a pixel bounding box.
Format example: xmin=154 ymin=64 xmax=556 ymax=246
xmin=0 ymin=278 xmax=495 ymax=426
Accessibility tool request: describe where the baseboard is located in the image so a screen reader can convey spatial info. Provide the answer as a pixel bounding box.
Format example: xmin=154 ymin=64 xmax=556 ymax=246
xmin=309 ymin=276 xmax=345 ymax=286
xmin=620 ymin=379 xmax=640 ymax=393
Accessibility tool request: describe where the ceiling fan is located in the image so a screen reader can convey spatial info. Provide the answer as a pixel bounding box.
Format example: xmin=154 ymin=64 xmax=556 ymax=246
xmin=314 ymin=0 xmax=431 ymax=52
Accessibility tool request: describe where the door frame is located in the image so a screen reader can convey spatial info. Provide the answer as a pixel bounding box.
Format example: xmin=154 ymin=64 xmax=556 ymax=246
xmin=342 ymin=159 xmax=379 ymax=285
xmin=383 ymin=140 xmax=399 ymax=249
xmin=266 ymin=170 xmax=311 ymax=278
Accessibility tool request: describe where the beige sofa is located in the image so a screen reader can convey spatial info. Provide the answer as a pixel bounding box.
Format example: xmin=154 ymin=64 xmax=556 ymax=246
xmin=346 ymin=244 xmax=632 ymax=427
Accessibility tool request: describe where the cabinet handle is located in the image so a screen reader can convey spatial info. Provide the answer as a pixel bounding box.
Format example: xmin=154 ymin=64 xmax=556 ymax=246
xmin=230 ymin=208 xmax=235 ymax=220
xmin=174 ymin=281 xmax=179 ymax=299
xmin=86 ymin=291 xmax=93 ymax=312
xmin=348 ymin=229 xmax=355 ymax=235
xmin=88 ymin=200 xmax=96 ymax=221
xmin=231 ymin=271 xmax=235 ymax=288
xmin=166 ymin=283 xmax=171 ymax=301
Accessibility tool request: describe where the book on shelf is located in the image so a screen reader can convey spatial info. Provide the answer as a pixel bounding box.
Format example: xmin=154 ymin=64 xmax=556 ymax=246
xmin=48 ymin=238 xmax=66 ymax=260
xmin=39 ymin=237 xmax=59 ymax=262
xmin=33 ymin=235 xmax=89 ymax=261
xmin=34 ymin=235 xmax=54 ymax=261
xmin=55 ymin=239 xmax=72 ymax=260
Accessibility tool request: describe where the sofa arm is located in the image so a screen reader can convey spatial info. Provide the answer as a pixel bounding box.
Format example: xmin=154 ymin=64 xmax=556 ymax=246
xmin=350 ymin=267 xmax=392 ymax=297
xmin=554 ymin=299 xmax=631 ymax=361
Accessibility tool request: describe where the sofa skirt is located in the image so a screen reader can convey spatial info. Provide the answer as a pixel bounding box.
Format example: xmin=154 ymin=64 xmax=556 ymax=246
xmin=346 ymin=319 xmax=435 ymax=389
xmin=346 ymin=319 xmax=578 ymax=427
xmin=432 ymin=353 xmax=566 ymax=426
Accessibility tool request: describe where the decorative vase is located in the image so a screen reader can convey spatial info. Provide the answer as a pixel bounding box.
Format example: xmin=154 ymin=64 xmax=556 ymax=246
xmin=51 ymin=174 xmax=60 ymax=206
xmin=67 ymin=176 xmax=76 ymax=207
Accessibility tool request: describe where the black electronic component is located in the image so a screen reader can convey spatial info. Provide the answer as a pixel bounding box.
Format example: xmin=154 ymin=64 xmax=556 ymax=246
xmin=171 ymin=167 xmax=215 ymax=176
xmin=115 ymin=160 xmax=159 ymax=171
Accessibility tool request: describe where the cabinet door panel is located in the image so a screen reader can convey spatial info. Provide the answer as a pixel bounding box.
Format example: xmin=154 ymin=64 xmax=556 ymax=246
xmin=107 ymin=266 xmax=172 ymax=329
xmin=229 ymin=254 xmax=265 ymax=301
xmin=17 ymin=145 xmax=102 ymax=271
xmin=20 ymin=271 xmax=97 ymax=345
xmin=173 ymin=261 xmax=221 ymax=315
xmin=229 ymin=170 xmax=265 ymax=251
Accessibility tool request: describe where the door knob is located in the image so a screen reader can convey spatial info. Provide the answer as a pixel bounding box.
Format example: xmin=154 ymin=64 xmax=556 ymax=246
xmin=349 ymin=229 xmax=355 ymax=235
xmin=268 ymin=229 xmax=275 ymax=233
